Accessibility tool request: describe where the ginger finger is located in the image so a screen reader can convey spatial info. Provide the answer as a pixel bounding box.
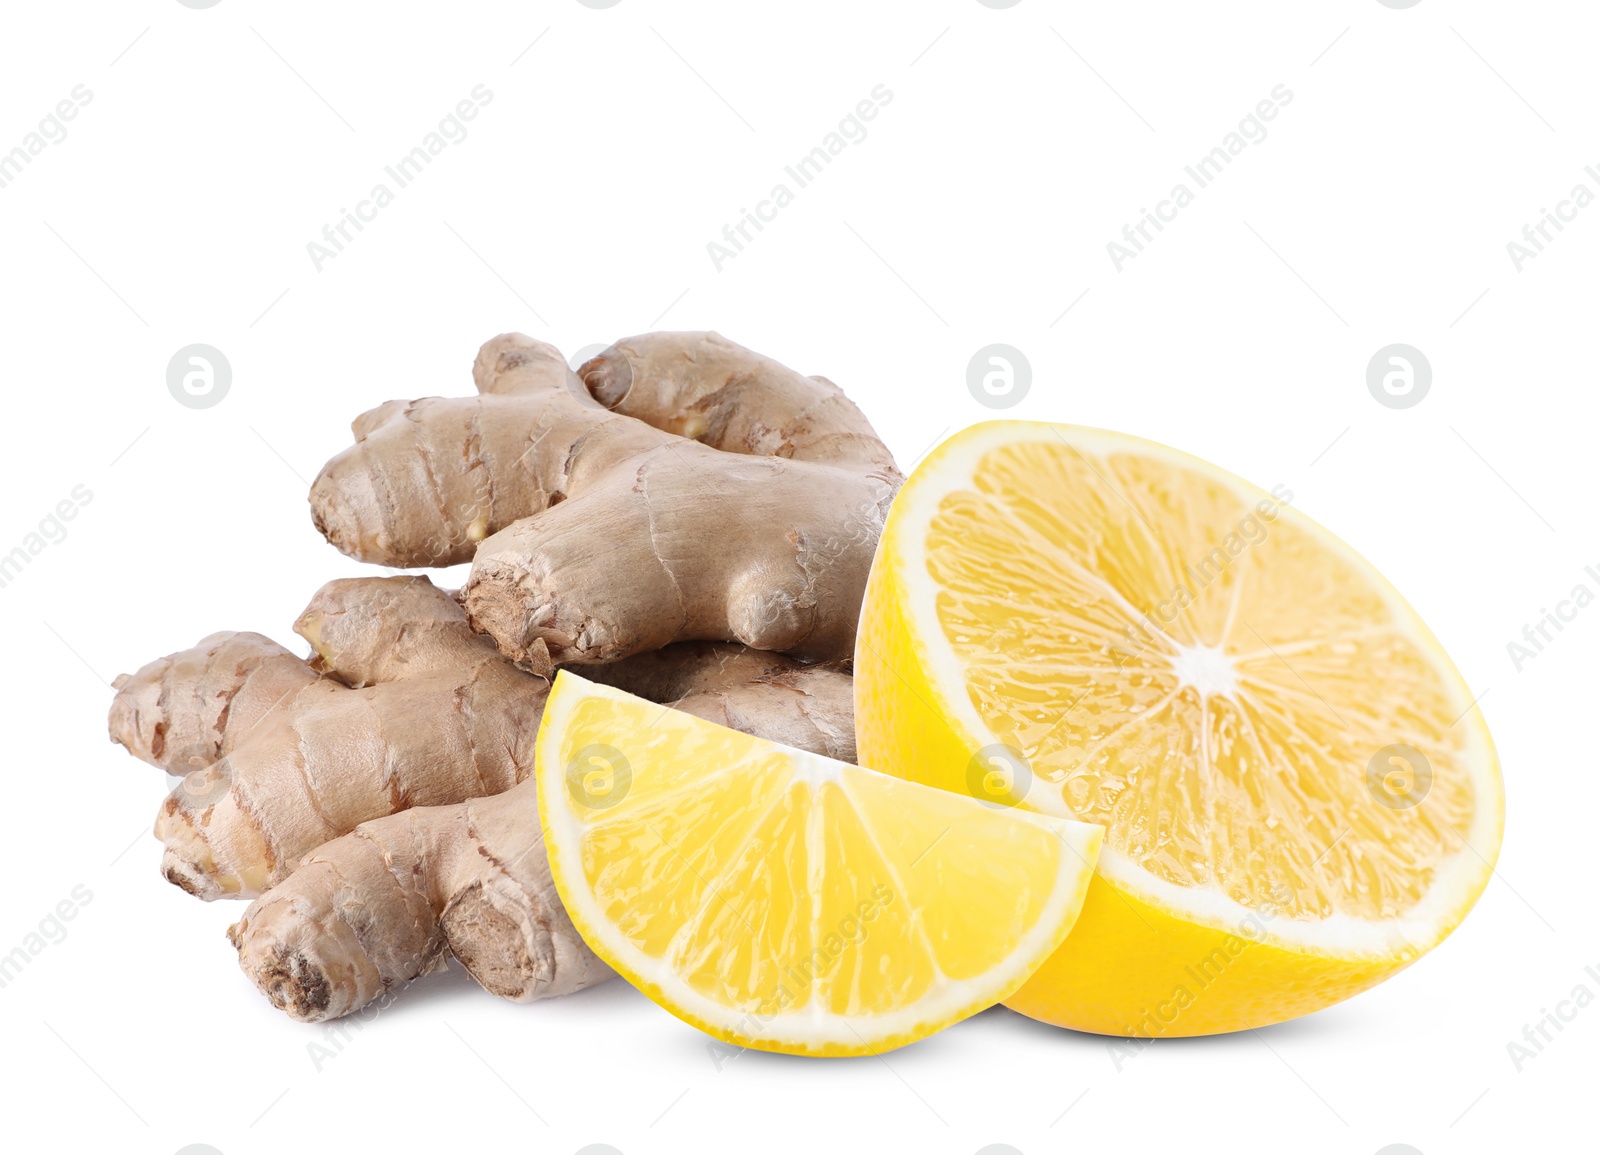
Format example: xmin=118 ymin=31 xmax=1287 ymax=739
xmin=155 ymin=659 xmax=541 ymax=900
xmin=226 ymin=780 xmax=600 ymax=1022
xmin=109 ymin=576 xmax=476 ymax=770
xmin=310 ymin=336 xmax=671 ymax=568
xmin=580 ymin=331 xmax=899 ymax=473
xmin=110 ymin=576 xmax=544 ymax=900
xmin=294 ymin=574 xmax=487 ymax=687
xmin=109 ymin=632 xmax=317 ymax=773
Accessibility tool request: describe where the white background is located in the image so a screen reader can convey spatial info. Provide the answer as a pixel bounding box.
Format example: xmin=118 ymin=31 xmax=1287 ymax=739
xmin=0 ymin=2 xmax=1593 ymax=1153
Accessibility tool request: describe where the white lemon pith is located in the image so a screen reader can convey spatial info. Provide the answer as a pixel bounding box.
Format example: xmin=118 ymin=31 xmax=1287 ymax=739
xmin=536 ymin=673 xmax=1103 ymax=1056
xmin=854 ymin=421 xmax=1504 ymax=1036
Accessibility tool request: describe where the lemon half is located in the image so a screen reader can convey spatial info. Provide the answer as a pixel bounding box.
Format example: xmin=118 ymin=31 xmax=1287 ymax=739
xmin=855 ymin=421 xmax=1503 ymax=1037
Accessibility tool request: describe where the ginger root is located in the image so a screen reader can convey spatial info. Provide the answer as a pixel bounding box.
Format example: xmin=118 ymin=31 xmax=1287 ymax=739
xmin=110 ymin=330 xmax=895 ymax=1021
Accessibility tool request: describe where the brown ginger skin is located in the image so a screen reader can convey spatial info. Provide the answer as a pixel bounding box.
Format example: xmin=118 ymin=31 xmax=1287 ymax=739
xmin=109 ymin=576 xmax=545 ymax=899
xmin=587 ymin=642 xmax=855 ymax=762
xmin=108 ymin=631 xmax=317 ymax=775
xmin=310 ymin=332 xmax=901 ymax=669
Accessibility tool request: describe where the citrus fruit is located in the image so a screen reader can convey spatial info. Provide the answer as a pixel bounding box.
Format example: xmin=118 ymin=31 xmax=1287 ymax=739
xmin=535 ymin=671 xmax=1103 ymax=1056
xmin=854 ymin=421 xmax=1503 ymax=1037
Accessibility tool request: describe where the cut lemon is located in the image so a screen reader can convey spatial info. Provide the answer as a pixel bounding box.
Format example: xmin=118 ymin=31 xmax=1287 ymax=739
xmin=536 ymin=672 xmax=1103 ymax=1056
xmin=855 ymin=421 xmax=1503 ymax=1037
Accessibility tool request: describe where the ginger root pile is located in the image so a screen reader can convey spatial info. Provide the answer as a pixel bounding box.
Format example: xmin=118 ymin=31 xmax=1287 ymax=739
xmin=108 ymin=332 xmax=897 ymax=1022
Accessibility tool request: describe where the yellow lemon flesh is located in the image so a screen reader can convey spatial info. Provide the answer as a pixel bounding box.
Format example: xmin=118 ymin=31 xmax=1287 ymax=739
xmin=854 ymin=421 xmax=1503 ymax=1037
xmin=536 ymin=672 xmax=1103 ymax=1056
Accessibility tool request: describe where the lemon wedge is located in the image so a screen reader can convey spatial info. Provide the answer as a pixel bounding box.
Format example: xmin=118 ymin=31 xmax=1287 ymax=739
xmin=536 ymin=672 xmax=1103 ymax=1055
